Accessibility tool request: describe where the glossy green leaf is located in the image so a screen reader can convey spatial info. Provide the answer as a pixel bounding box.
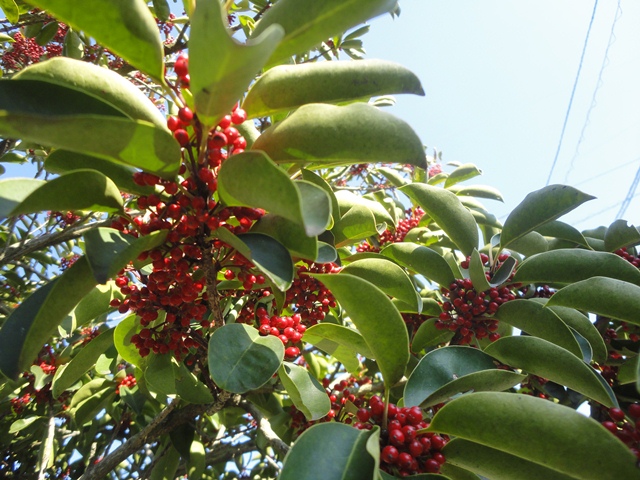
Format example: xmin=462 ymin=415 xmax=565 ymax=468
xmin=218 ymin=151 xmax=331 ymax=236
xmin=380 ymin=242 xmax=456 ymax=287
xmin=51 ymin=328 xmax=114 ymax=398
xmin=237 ymin=233 xmax=294 ymax=291
xmin=400 ymin=184 xmax=479 ymax=256
xmin=9 ymin=416 xmax=42 ymax=434
xmin=546 ymin=277 xmax=640 ymax=326
xmin=68 ymin=377 xmax=116 ymax=425
xmin=252 ymin=103 xmax=426 ymax=169
xmin=145 ymin=353 xmax=177 ymax=397
xmin=513 ymin=250 xmax=640 ymax=287
xmin=448 ymin=184 xmax=504 ymax=202
xmin=468 ymin=249 xmax=491 ymax=293
xmin=113 ymin=314 xmax=145 ymax=368
xmin=429 ymin=392 xmax=638 ymax=480
xmin=189 ymin=0 xmax=283 ymax=126
xmin=278 ymin=362 xmax=330 ymax=421
xmin=45 ymin=150 xmax=155 ymax=196
xmin=84 ymin=228 xmax=168 ymax=284
xmin=332 ymin=203 xmax=378 ymax=247
xmin=0 ymin=257 xmax=96 ymax=379
xmin=280 ymin=423 xmax=377 ymax=480
xmin=500 ymin=185 xmax=595 ymax=250
xmin=252 ymin=214 xmax=318 ymax=260
xmin=336 ymin=190 xmax=394 ymax=226
xmin=443 ymin=439 xmax=579 ymax=480
xmin=604 ymin=219 xmax=640 ymax=252
xmin=411 ymin=318 xmax=453 ymax=353
xmin=404 ymin=346 xmax=515 ymax=407
xmin=312 ymin=274 xmax=409 ymax=388
xmin=0 ymin=169 xmax=123 ymax=218
xmin=301 ymin=168 xmax=340 ymax=225
xmin=175 ymin=363 xmax=215 ymax=404
xmin=243 ymin=59 xmax=423 ymax=118
xmin=484 ymin=336 xmax=617 ymax=407
xmin=15 ymin=57 xmax=167 ymax=128
xmin=494 ymin=300 xmax=582 ymax=358
xmin=208 ymin=323 xmax=284 ymax=394
xmin=444 ymin=163 xmax=482 ymax=188
xmin=303 ymin=323 xmax=373 ymax=373
xmin=152 ymin=0 xmax=170 ymax=21
xmin=546 ymin=305 xmax=608 ymax=364
xmin=506 ymin=231 xmax=549 ymax=256
xmin=535 ymin=220 xmax=591 ymax=249
xmin=489 ymin=256 xmax=517 ymax=287
xmin=28 ymin=0 xmax=164 ymax=80
xmin=341 ymin=258 xmax=421 ymax=312
xmin=0 ymin=178 xmax=44 ymax=218
xmin=65 ymin=282 xmax=118 ymax=331
xmin=0 ymin=0 xmax=19 ymax=24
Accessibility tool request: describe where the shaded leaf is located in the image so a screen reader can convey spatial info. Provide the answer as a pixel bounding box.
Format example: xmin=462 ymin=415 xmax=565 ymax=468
xmin=468 ymin=249 xmax=491 ymax=293
xmin=208 ymin=323 xmax=284 ymax=394
xmin=604 ymin=219 xmax=640 ymax=252
xmin=68 ymin=377 xmax=116 ymax=425
xmin=175 ymin=363 xmax=215 ymax=404
xmin=303 ymin=323 xmax=373 ymax=373
xmin=411 ymin=318 xmax=453 ymax=354
xmin=145 ymin=353 xmax=177 ymax=397
xmin=500 ymin=185 xmax=595 ymax=250
xmin=243 ymin=59 xmax=423 ymax=118
xmin=252 ymin=214 xmax=318 ymax=260
xmin=113 ymin=314 xmax=145 ymax=368
xmin=380 ymin=242 xmax=456 ymax=288
xmin=546 ymin=305 xmax=608 ymax=364
xmin=506 ymin=231 xmax=548 ymax=257
xmin=535 ymin=220 xmax=591 ymax=249
xmin=252 ymin=103 xmax=426 ymax=169
xmin=429 ymin=392 xmax=638 ymax=480
xmin=278 ymin=362 xmax=330 ymax=421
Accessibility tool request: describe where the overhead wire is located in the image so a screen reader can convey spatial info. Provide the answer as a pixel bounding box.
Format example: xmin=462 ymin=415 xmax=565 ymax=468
xmin=616 ymin=162 xmax=640 ymax=219
xmin=545 ymin=0 xmax=599 ymax=186
xmin=564 ymin=0 xmax=623 ymax=183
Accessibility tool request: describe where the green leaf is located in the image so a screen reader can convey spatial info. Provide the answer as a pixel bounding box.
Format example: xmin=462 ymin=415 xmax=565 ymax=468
xmin=252 ymin=214 xmax=318 ymax=260
xmin=429 ymin=392 xmax=638 ymax=480
xmin=494 ymin=300 xmax=582 ymax=358
xmin=513 ymin=250 xmax=640 ymax=287
xmin=189 ymin=0 xmax=283 ymax=126
xmin=0 ymin=0 xmax=19 ymax=24
xmin=242 ymin=59 xmax=423 ymax=119
xmin=302 ymin=323 xmax=373 ymax=374
xmin=0 ymin=257 xmax=96 ymax=380
xmin=341 ymin=258 xmax=421 ymax=313
xmin=468 ymin=249 xmax=491 ymax=293
xmin=278 ymin=362 xmax=330 ymax=421
xmin=448 ymin=184 xmax=504 ymax=202
xmin=444 ymin=164 xmax=482 ymax=188
xmin=507 ymin=231 xmax=549 ymax=257
xmin=380 ymin=243 xmax=456 ymax=287
xmin=51 ymin=328 xmax=115 ymax=398
xmin=9 ymin=416 xmax=42 ymax=434
xmin=500 ymin=185 xmax=595 ymax=250
xmin=237 ymin=233 xmax=294 ymax=291
xmin=68 ymin=377 xmax=116 ymax=425
xmin=208 ymin=323 xmax=284 ymax=394
xmin=336 ymin=190 xmax=394 ymax=226
xmin=484 ymin=336 xmax=617 ymax=407
xmin=113 ymin=314 xmax=145 ymax=368
xmin=0 ymin=178 xmax=44 ymax=218
xmin=280 ymin=423 xmax=378 ymax=480
xmin=174 ymin=362 xmax=214 ymax=404
xmin=604 ymin=219 xmax=640 ymax=252
xmin=150 ymin=445 xmax=180 ymax=480
xmin=152 ymin=0 xmax=171 ymax=21
xmin=188 ymin=440 xmax=206 ymax=480
xmin=15 ymin=57 xmax=167 ymax=129
xmin=251 ymin=0 xmax=397 ymax=67
xmin=0 ymin=170 xmax=123 ymax=218
xmin=400 ymin=184 xmax=479 ymax=256
xmin=28 ymin=0 xmax=164 ymax=80
xmin=218 ymin=151 xmax=331 ymax=236
xmin=301 ymin=168 xmax=340 ymax=226
xmin=404 ymin=346 xmax=523 ymax=407
xmin=443 ymin=439 xmax=580 ymax=480
xmin=252 ymin=103 xmax=426 ymax=169
xmin=145 ymin=353 xmax=177 ymax=397
xmin=45 ymin=150 xmax=155 ymax=196
xmin=411 ymin=318 xmax=453 ymax=353
xmin=545 ymin=277 xmax=640 ymax=326
xmin=312 ymin=274 xmax=409 ymax=388
xmin=534 ymin=220 xmax=591 ymax=249
xmin=84 ymin=228 xmax=167 ymax=284
xmin=546 ymin=305 xmax=608 ymax=364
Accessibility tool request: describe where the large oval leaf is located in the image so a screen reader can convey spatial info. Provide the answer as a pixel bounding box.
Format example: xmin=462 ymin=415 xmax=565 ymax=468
xmin=513 ymin=250 xmax=640 ymax=287
xmin=500 ymin=185 xmax=595 ymax=250
xmin=208 ymin=323 xmax=284 ymax=394
xmin=404 ymin=346 xmax=522 ymax=407
xmin=243 ymin=59 xmax=424 ymax=118
xmin=190 ymin=0 xmax=283 ymax=126
xmin=303 ymin=323 xmax=373 ymax=374
xmin=113 ymin=314 xmax=145 ymax=368
xmin=280 ymin=423 xmax=378 ymax=480
xmin=400 ymin=184 xmax=479 ymax=256
xmin=252 ymin=214 xmax=318 ymax=261
xmin=429 ymin=392 xmax=639 ymax=480
xmin=484 ymin=336 xmax=617 ymax=407
xmin=28 ymin=0 xmax=164 ymax=80
xmin=278 ymin=362 xmax=330 ymax=421
xmin=15 ymin=57 xmax=167 ymax=128
xmin=380 ymin=242 xmax=456 ymax=288
xmin=252 ymin=103 xmax=426 ymax=169
xmin=341 ymin=258 xmax=421 ymax=312
xmin=546 ymin=305 xmax=608 ymax=364
xmin=494 ymin=300 xmax=582 ymax=358
xmin=0 ymin=170 xmax=123 ymax=218
xmin=312 ymin=273 xmax=409 ymax=388
xmin=251 ymin=0 xmax=397 ymax=67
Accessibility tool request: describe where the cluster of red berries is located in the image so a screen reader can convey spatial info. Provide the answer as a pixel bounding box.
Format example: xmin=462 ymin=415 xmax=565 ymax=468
xmin=615 ymin=247 xmax=640 ymax=268
xmin=50 ymin=210 xmax=81 ymax=226
xmin=257 ymin=309 xmax=306 ymax=359
xmin=11 ymin=346 xmax=59 ymax=413
xmin=357 ymin=207 xmax=425 ymax=253
xmin=116 ymin=374 xmax=137 ymax=395
xmin=1 ymin=22 xmax=67 ymax=71
xmin=602 ymin=405 xmax=640 ymax=459
xmin=437 ymin=278 xmax=514 ymax=344
xmin=59 ymin=254 xmax=80 ymax=271
xmin=284 ymin=262 xmax=339 ymax=325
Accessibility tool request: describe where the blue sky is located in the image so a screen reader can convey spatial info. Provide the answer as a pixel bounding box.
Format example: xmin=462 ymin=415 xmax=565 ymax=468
xmin=364 ymin=1 xmax=640 ymax=230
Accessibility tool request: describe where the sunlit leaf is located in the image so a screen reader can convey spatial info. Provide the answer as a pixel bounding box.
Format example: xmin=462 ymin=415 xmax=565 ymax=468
xmin=444 ymin=163 xmax=482 ymax=188
xmin=278 ymin=362 xmax=330 ymax=421
xmin=380 ymin=242 xmax=456 ymax=287
xmin=303 ymin=323 xmax=373 ymax=373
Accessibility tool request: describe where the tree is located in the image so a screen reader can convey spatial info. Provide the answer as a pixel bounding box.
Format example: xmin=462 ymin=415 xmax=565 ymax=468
xmin=0 ymin=1 xmax=639 ymax=479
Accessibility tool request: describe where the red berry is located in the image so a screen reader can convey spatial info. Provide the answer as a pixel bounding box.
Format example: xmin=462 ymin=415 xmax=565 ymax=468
xmin=609 ymin=408 xmax=626 ymax=422
xmin=398 ymin=452 xmax=413 ymax=470
xmin=629 ymin=403 xmax=640 ymax=419
xmin=381 ymin=445 xmax=399 ymax=464
xmin=178 ymin=107 xmax=194 ymax=123
xmin=174 ymin=55 xmax=188 ymax=77
xmin=173 ymin=129 xmax=190 ymax=147
xmin=356 ymin=408 xmax=371 ymax=423
xmin=231 ymin=108 xmax=247 ymax=125
xmin=389 ymin=429 xmax=405 ymax=447
xmin=285 ymin=346 xmax=300 ymax=358
xmin=425 ymin=458 xmax=440 ymax=473
xmin=166 ymin=115 xmax=180 ymax=131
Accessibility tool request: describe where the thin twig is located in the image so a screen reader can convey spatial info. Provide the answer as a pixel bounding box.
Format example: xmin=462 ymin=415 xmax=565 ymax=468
xmin=239 ymin=400 xmax=290 ymax=458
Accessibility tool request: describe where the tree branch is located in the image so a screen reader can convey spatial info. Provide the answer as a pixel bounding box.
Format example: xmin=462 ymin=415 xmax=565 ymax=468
xmin=239 ymin=400 xmax=290 ymax=458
